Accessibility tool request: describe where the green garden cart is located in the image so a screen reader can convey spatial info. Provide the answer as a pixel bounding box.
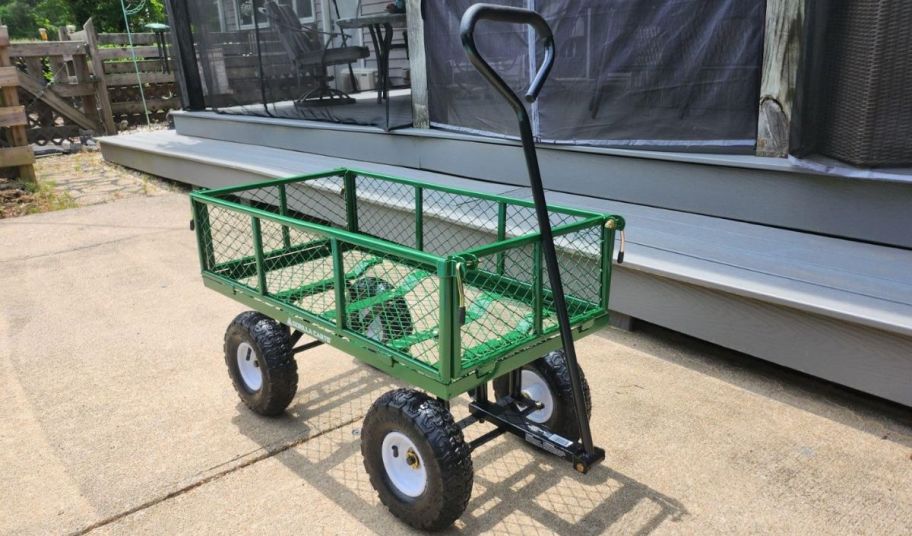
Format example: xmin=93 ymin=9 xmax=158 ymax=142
xmin=190 ymin=4 xmax=626 ymax=530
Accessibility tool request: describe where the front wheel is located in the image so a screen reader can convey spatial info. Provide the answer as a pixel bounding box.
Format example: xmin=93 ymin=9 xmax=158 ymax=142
xmin=224 ymin=311 xmax=298 ymax=416
xmin=493 ymin=349 xmax=592 ymax=441
xmin=361 ymin=388 xmax=473 ymax=531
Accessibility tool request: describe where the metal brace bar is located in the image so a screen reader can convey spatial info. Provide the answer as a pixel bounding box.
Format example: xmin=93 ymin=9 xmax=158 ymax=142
xmin=292 ymin=339 xmax=325 ymax=355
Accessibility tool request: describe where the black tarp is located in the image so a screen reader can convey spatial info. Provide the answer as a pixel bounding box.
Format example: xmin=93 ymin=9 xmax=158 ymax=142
xmin=424 ymin=0 xmax=766 ymax=151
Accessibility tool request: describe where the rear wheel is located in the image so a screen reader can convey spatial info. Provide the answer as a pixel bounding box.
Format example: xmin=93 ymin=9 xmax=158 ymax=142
xmin=493 ymin=349 xmax=592 ymax=441
xmin=361 ymin=388 xmax=473 ymax=531
xmin=224 ymin=311 xmax=298 ymax=416
xmin=347 ymin=276 xmax=414 ymax=344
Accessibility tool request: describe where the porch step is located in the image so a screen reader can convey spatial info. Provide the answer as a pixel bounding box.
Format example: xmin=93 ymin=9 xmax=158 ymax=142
xmin=100 ymin=130 xmax=912 ymax=406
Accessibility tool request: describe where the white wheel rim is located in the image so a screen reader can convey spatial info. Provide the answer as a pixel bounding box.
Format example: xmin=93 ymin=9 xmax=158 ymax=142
xmin=518 ymin=369 xmax=554 ymax=423
xmin=236 ymin=342 xmax=262 ymax=392
xmin=381 ymin=431 xmax=427 ymax=498
xmin=366 ymin=314 xmax=383 ymax=341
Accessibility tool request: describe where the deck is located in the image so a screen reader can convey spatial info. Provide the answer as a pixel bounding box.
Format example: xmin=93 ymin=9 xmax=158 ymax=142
xmin=216 ymin=90 xmax=414 ymax=130
xmin=99 ymin=112 xmax=912 ymax=406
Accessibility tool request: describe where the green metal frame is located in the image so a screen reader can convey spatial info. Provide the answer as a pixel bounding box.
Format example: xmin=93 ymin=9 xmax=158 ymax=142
xmin=191 ymin=167 xmax=625 ymax=400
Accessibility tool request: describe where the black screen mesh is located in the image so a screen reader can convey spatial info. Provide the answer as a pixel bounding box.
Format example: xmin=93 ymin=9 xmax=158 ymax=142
xmin=425 ymin=0 xmax=765 ymax=151
xmin=180 ymin=0 xmax=763 ymax=149
xmin=186 ymin=0 xmax=413 ymax=129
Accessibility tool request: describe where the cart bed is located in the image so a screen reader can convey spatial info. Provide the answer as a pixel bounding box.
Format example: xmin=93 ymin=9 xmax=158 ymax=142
xmin=191 ymin=168 xmax=622 ymax=398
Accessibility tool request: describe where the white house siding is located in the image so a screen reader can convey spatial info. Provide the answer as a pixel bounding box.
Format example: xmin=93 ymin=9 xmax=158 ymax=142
xmin=218 ymin=0 xmax=320 ymax=32
xmin=224 ymin=0 xmax=240 ymax=31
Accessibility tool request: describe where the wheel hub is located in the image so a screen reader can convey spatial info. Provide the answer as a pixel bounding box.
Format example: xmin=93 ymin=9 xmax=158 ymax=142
xmin=236 ymin=342 xmax=263 ymax=392
xmin=381 ymin=431 xmax=427 ymax=498
xmin=405 ymin=448 xmax=420 ymax=469
xmin=366 ymin=313 xmax=383 ymax=341
xmin=516 ymin=369 xmax=554 ymax=423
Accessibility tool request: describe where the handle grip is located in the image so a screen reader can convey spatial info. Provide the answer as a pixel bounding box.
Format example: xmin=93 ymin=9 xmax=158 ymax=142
xmin=460 ymin=3 xmax=555 ymax=111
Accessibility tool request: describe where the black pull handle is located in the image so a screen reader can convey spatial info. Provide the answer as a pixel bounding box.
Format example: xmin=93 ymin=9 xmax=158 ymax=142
xmin=460 ymin=3 xmax=555 ymax=112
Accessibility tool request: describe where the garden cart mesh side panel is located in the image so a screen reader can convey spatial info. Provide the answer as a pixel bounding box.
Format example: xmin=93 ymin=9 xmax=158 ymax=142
xmin=190 ymin=168 xmax=623 ymax=400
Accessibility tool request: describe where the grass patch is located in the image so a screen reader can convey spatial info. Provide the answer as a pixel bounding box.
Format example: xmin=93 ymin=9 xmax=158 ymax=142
xmin=0 ymin=179 xmax=78 ymax=219
xmin=25 ymin=180 xmax=78 ymax=213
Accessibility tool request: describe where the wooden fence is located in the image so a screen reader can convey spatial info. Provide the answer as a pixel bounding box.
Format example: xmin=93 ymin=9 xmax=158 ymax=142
xmin=5 ymin=18 xmax=179 ymax=149
xmin=8 ymin=23 xmax=103 ymax=146
xmin=69 ymin=20 xmax=179 ymax=128
xmin=0 ymin=26 xmax=36 ymax=182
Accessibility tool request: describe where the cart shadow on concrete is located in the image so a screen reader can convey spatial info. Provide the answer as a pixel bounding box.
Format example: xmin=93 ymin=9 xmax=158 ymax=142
xmin=228 ymin=362 xmax=401 ymax=453
xmin=232 ymin=361 xmax=687 ymax=534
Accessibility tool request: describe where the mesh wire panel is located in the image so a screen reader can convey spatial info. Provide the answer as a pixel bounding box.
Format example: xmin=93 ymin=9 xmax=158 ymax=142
xmin=543 ymin=226 xmax=604 ymax=316
xmin=340 ymin=251 xmax=442 ymax=368
xmin=214 ymin=185 xmax=280 ymax=218
xmin=459 ymin=225 xmax=603 ymax=369
xmin=197 ymin=172 xmax=608 ymax=378
xmin=353 ymin=175 xmax=418 ymax=248
xmin=285 ymin=177 xmax=347 ymax=228
xmin=461 ymin=241 xmax=539 ymax=368
xmin=242 ymin=218 xmax=339 ymax=316
xmin=210 ymin=177 xmax=348 ymax=229
xmin=204 ymin=203 xmax=256 ymax=284
xmin=506 ymin=203 xmax=583 ymax=236
xmin=423 ymin=189 xmax=502 ymax=255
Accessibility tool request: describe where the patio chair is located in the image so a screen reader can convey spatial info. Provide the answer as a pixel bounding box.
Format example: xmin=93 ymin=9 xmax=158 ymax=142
xmin=264 ymin=1 xmax=369 ymax=106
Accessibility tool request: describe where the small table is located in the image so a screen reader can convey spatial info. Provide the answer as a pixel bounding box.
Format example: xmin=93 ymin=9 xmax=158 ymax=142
xmin=144 ymin=23 xmax=171 ymax=73
xmin=337 ymin=13 xmax=407 ymax=104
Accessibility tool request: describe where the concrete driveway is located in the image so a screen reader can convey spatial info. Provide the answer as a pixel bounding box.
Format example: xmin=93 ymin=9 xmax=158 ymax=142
xmin=1 ymin=193 xmax=910 ymax=535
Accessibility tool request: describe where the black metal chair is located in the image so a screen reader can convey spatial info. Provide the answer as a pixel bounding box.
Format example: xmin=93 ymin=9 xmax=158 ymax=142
xmin=264 ymin=1 xmax=369 ymax=106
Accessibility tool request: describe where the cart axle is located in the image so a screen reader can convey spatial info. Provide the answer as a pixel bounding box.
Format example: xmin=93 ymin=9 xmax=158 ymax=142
xmin=289 ymin=329 xmax=326 ymax=354
xmin=459 ymin=398 xmax=606 ymax=474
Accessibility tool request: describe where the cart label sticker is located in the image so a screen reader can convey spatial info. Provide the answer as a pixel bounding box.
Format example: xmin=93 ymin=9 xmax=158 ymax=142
xmin=288 ymin=319 xmax=332 ymax=344
xmin=548 ymin=433 xmax=574 ymax=448
xmin=524 ymin=433 xmax=567 ymax=458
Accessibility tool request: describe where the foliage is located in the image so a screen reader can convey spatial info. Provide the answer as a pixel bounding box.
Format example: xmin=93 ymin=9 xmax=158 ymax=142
xmin=0 ymin=177 xmax=77 ymax=218
xmin=70 ymin=0 xmax=166 ymax=33
xmin=0 ymin=0 xmax=165 ymax=39
xmin=0 ymin=0 xmax=38 ymax=38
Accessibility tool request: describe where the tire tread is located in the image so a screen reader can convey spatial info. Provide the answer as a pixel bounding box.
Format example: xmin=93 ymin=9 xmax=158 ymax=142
xmin=492 ymin=349 xmax=592 ymax=440
xmin=224 ymin=311 xmax=298 ymax=416
xmin=362 ymin=388 xmax=473 ymax=531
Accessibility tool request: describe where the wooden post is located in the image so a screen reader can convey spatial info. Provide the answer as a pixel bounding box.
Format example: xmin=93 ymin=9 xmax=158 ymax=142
xmin=71 ymin=53 xmax=101 ymax=128
xmin=756 ymin=0 xmax=807 ymax=157
xmin=54 ymin=27 xmax=74 ymax=84
xmin=0 ymin=26 xmax=36 ymax=183
xmin=61 ymin=26 xmax=101 ymax=129
xmin=405 ymin=0 xmax=429 ymax=129
xmin=82 ymin=18 xmax=117 ymax=134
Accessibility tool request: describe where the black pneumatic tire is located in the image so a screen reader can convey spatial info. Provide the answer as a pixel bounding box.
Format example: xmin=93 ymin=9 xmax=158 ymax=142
xmin=493 ymin=349 xmax=593 ymax=441
xmin=224 ymin=311 xmax=298 ymax=416
xmin=347 ymin=277 xmax=414 ymax=344
xmin=361 ymin=389 xmax=473 ymax=531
